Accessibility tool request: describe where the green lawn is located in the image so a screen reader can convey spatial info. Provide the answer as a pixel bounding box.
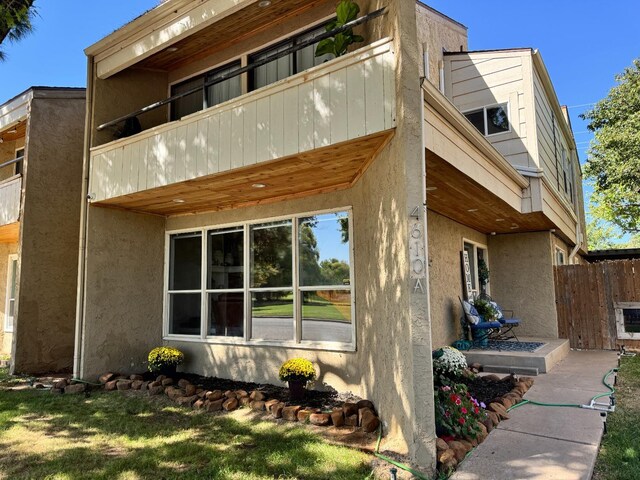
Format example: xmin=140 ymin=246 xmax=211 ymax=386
xmin=0 ymin=368 xmax=374 ymax=480
xmin=594 ymin=355 xmax=640 ymax=480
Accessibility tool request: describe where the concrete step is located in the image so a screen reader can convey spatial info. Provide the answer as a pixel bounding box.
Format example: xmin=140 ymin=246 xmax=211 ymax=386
xmin=463 ymin=338 xmax=570 ymax=374
xmin=483 ymin=365 xmax=539 ymax=376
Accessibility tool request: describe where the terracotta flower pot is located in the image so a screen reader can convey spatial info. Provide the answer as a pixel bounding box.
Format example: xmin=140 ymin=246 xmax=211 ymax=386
xmin=288 ymin=379 xmax=307 ymax=401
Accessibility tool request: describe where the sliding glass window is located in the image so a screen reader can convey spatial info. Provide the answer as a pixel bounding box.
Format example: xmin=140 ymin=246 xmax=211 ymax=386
xmin=168 ymin=232 xmax=202 ymax=335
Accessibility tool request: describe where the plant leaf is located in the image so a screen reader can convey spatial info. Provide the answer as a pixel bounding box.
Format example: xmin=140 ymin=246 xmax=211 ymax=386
xmin=315 ymin=38 xmax=335 ymax=58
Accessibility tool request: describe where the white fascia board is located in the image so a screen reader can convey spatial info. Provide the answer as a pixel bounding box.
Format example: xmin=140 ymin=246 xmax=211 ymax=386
xmin=93 ymin=0 xmax=257 ymax=80
xmin=0 ymin=90 xmax=31 ymax=133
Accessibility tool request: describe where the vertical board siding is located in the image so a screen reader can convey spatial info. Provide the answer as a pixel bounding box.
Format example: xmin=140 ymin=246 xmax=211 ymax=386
xmin=554 ymin=260 xmax=640 ymax=350
xmin=0 ymin=177 xmax=22 ymax=225
xmin=89 ymin=40 xmax=396 ymax=202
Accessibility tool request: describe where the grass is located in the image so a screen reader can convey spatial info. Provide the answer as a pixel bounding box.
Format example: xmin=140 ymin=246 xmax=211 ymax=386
xmin=253 ymin=293 xmax=351 ymax=322
xmin=594 ymin=355 xmax=640 ymax=480
xmin=0 ymin=368 xmax=375 ymax=480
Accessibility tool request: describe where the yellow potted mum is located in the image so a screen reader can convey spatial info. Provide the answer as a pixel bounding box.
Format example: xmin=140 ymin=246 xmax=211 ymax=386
xmin=148 ymin=346 xmax=184 ymax=375
xmin=279 ymin=358 xmax=317 ymax=401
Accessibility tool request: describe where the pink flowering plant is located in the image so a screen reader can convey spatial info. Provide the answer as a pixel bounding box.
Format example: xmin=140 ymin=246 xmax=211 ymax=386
xmin=434 ymin=383 xmax=487 ymax=439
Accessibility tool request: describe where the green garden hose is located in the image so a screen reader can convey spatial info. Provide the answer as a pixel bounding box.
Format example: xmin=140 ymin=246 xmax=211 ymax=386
xmin=374 ymin=423 xmax=431 ymax=480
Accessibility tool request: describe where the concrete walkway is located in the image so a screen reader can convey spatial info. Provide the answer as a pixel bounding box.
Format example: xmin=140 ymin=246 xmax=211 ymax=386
xmin=452 ymin=350 xmax=618 ymax=480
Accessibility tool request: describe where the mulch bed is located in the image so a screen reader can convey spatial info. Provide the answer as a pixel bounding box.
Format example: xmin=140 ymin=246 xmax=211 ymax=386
xmin=141 ymin=371 xmax=361 ymax=410
xmin=460 ymin=374 xmax=518 ymax=405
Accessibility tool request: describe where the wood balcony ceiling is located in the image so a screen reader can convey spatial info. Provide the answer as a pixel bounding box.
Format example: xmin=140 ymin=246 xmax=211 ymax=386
xmin=0 ymin=121 xmax=26 ymax=142
xmin=426 ymin=150 xmax=553 ymax=234
xmin=137 ymin=0 xmax=333 ymax=71
xmin=0 ymin=222 xmax=20 ymax=244
xmin=93 ymin=130 xmax=393 ymax=216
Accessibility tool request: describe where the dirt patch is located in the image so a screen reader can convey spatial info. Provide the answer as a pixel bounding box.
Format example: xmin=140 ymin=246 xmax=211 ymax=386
xmin=460 ymin=374 xmax=517 ymax=405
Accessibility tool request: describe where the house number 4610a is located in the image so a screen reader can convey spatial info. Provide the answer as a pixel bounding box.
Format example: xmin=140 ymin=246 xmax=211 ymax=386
xmin=409 ymin=219 xmax=426 ymax=280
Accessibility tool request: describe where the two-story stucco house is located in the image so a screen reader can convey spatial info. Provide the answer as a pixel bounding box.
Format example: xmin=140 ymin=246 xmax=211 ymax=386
xmin=0 ymin=87 xmax=85 ymax=374
xmin=75 ymin=0 xmax=585 ymax=470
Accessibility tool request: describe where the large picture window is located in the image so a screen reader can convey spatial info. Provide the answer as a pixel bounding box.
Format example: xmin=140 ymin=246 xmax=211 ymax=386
xmin=165 ymin=208 xmax=354 ymax=348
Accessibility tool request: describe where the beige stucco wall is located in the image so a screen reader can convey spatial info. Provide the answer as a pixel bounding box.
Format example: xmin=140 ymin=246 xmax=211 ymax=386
xmin=488 ymin=231 xmax=559 ymax=338
xmin=82 ymin=0 xmax=435 ymax=469
xmin=92 ymin=68 xmax=169 ymax=147
xmin=415 ymin=3 xmax=467 ymax=89
xmin=12 ymin=96 xmax=85 ymax=374
xmin=427 ymin=210 xmax=487 ymax=348
xmin=80 ymin=206 xmax=165 ymax=379
xmin=0 ymin=242 xmax=19 ymax=355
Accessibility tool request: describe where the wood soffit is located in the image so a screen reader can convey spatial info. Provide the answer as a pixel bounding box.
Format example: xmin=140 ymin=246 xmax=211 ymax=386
xmin=0 ymin=222 xmax=20 ymax=244
xmin=426 ymin=149 xmax=553 ymax=235
xmin=93 ymin=129 xmax=394 ymax=217
xmin=0 ymin=121 xmax=26 ymax=143
xmin=136 ymin=0 xmax=330 ymax=72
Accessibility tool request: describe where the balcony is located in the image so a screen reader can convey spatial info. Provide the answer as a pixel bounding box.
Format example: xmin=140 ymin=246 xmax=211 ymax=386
xmin=88 ymin=38 xmax=396 ymax=216
xmin=0 ymin=174 xmax=22 ymax=242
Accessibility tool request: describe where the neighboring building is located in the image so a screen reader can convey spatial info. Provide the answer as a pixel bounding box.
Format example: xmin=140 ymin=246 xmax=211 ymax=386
xmin=76 ymin=0 xmax=585 ymax=470
xmin=0 ymin=87 xmax=85 ymax=374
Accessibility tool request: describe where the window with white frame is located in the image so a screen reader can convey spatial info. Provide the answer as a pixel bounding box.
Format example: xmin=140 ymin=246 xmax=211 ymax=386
xmin=464 ymin=103 xmax=510 ymax=137
xmin=561 ymin=147 xmax=575 ymax=204
xmin=463 ymin=240 xmax=488 ymax=298
xmin=4 ymin=254 xmax=17 ymax=332
xmin=165 ymin=209 xmax=354 ymax=347
xmin=555 ymin=247 xmax=566 ymax=266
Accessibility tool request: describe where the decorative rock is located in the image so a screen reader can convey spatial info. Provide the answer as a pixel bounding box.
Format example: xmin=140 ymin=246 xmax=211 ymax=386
xmin=177 ymin=395 xmax=198 ymax=407
xmin=297 ymin=409 xmax=314 ymax=423
xmin=447 ymin=441 xmax=469 ymax=462
xmin=99 ymin=372 xmax=115 ymax=384
xmin=436 ymin=438 xmax=449 ymax=452
xmin=64 ymin=383 xmax=86 ymax=394
xmin=117 ymin=380 xmax=132 ymax=391
xmin=105 ymin=380 xmax=118 ymax=391
xmin=470 ymin=362 xmax=482 ymax=372
xmin=488 ymin=402 xmax=509 ymax=420
xmin=198 ymin=390 xmax=208 ymax=399
xmin=148 ymin=385 xmax=164 ymax=396
xmin=331 ymin=410 xmax=345 ymax=427
xmin=193 ymin=399 xmax=205 ymax=409
xmin=129 ymin=374 xmax=144 ymax=382
xmin=249 ymin=390 xmax=265 ymax=402
xmin=500 ymin=396 xmax=513 ymax=409
xmin=360 ymin=409 xmax=380 ymax=433
xmin=53 ymin=379 xmax=69 ymax=389
xmin=224 ymin=390 xmax=236 ymax=398
xmin=161 ymin=378 xmax=174 ymax=387
xmin=140 ymin=381 xmax=150 ymax=391
xmin=206 ymin=399 xmax=224 ymax=412
xmin=437 ymin=448 xmax=457 ymax=468
xmin=487 ymin=411 xmax=500 ymax=427
xmin=235 ymin=390 xmax=249 ymax=398
xmin=131 ymin=380 xmax=144 ymax=391
xmin=358 ymin=407 xmax=374 ymax=426
xmin=206 ymin=390 xmax=223 ymax=401
xmin=165 ymin=387 xmax=184 ymax=400
xmin=484 ymin=374 xmax=502 ymax=382
xmin=51 ymin=388 xmax=63 ymax=395
xmin=271 ymin=403 xmax=285 ymax=419
xmin=343 ymin=402 xmax=358 ymax=417
xmin=265 ymin=399 xmax=279 ymax=411
xmin=223 ymin=397 xmax=239 ymax=411
xmin=309 ymin=413 xmax=332 ymax=426
xmin=196 ymin=388 xmax=204 ymax=395
xmin=356 ymin=399 xmax=375 ymax=411
xmin=155 ymin=375 xmax=166 ymax=382
xmin=34 ymin=383 xmax=45 ymax=389
xmin=240 ymin=396 xmax=252 ymax=407
xmin=520 ymin=376 xmax=535 ymax=388
xmin=250 ymin=400 xmax=266 ymax=411
xmin=476 ymin=422 xmax=488 ymax=443
xmin=345 ymin=414 xmax=358 ymax=426
xmin=282 ymin=405 xmax=302 ymax=421
xmin=185 ymin=384 xmax=197 ymax=397
xmin=482 ymin=416 xmax=494 ymax=433
xmin=462 ymin=437 xmax=477 ymax=448
xmin=178 ymin=379 xmax=190 ymax=388
xmin=149 ymin=381 xmax=161 ymax=388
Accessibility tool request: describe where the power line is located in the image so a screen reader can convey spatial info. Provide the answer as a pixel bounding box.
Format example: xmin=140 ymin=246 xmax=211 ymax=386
xmin=567 ymin=102 xmax=596 ymax=109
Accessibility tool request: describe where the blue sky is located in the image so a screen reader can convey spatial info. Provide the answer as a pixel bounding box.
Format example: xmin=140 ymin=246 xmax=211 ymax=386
xmin=1 ymin=1 xmax=638 ymax=233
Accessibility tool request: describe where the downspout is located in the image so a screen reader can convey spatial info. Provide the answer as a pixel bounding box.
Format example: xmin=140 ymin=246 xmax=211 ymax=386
xmin=73 ymin=54 xmax=95 ymax=379
xmin=568 ymin=219 xmax=582 ymax=264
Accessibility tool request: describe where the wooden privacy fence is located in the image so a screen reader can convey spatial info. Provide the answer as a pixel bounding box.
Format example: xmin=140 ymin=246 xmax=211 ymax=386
xmin=554 ymin=259 xmax=640 ymax=350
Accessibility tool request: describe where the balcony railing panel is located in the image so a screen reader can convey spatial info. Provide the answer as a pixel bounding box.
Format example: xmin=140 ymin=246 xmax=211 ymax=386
xmin=0 ymin=175 xmax=22 ymax=226
xmin=89 ymin=39 xmax=396 ymax=203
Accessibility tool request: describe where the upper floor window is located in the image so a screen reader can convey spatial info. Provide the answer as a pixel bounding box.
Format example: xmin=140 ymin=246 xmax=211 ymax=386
xmin=170 ymin=61 xmax=242 ymax=121
xmin=14 ymin=148 xmax=24 ymax=176
xmin=555 ymin=246 xmax=566 ymax=266
xmin=561 ymin=147 xmax=575 ymax=204
xmin=249 ymin=24 xmax=333 ymax=91
xmin=464 ymin=103 xmax=510 ymax=137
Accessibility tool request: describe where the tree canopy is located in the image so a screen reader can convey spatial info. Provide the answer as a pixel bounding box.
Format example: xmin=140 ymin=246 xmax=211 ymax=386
xmin=0 ymin=0 xmax=36 ymax=61
xmin=582 ymin=59 xmax=640 ymax=234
